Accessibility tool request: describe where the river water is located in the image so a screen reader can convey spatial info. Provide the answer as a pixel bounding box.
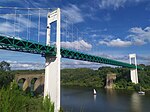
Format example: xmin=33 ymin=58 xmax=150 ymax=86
xmin=61 ymin=86 xmax=150 ymax=112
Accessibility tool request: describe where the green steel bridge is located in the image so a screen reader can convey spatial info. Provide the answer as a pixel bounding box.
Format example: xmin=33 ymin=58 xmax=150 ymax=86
xmin=0 ymin=35 xmax=142 ymax=69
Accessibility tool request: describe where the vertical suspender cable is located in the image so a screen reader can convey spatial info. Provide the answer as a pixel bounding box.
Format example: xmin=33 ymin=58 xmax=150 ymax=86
xmin=72 ymin=23 xmax=73 ymax=43
xmin=14 ymin=8 xmax=17 ymax=37
xmin=38 ymin=8 xmax=41 ymax=43
xmin=16 ymin=14 xmax=19 ymax=37
xmin=65 ymin=17 xmax=67 ymax=43
xmin=29 ymin=11 xmax=31 ymax=41
xmin=18 ymin=14 xmax=20 ymax=38
xmin=5 ymin=14 xmax=8 ymax=35
xmin=27 ymin=8 xmax=29 ymax=40
xmin=77 ymin=28 xmax=79 ymax=51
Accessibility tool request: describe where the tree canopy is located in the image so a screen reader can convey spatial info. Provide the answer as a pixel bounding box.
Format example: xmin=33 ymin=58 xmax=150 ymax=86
xmin=0 ymin=61 xmax=11 ymax=71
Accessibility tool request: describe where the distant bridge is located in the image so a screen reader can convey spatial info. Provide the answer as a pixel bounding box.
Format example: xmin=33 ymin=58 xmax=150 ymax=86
xmin=15 ymin=73 xmax=44 ymax=94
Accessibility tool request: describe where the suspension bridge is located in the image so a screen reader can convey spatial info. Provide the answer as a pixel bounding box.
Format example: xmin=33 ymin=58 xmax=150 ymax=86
xmin=0 ymin=8 xmax=142 ymax=112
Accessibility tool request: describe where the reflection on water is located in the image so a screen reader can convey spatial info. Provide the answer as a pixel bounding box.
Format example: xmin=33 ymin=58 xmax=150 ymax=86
xmin=106 ymin=89 xmax=116 ymax=105
xmin=61 ymin=86 xmax=150 ymax=112
xmin=94 ymin=94 xmax=96 ymax=102
xmin=131 ymin=92 xmax=141 ymax=112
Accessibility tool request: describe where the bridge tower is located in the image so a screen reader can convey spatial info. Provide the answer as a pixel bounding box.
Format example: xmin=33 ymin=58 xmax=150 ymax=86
xmin=44 ymin=8 xmax=61 ymax=112
xmin=129 ymin=54 xmax=138 ymax=84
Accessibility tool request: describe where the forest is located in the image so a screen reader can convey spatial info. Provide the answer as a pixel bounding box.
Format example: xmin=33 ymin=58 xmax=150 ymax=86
xmin=0 ymin=61 xmax=150 ymax=111
xmin=61 ymin=65 xmax=150 ymax=90
xmin=1 ymin=61 xmax=150 ymax=91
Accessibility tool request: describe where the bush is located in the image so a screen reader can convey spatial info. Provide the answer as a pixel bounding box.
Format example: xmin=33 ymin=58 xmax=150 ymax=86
xmin=42 ymin=95 xmax=54 ymax=112
xmin=0 ymin=71 xmax=14 ymax=89
xmin=0 ymin=82 xmax=56 ymax=112
xmin=0 ymin=82 xmax=28 ymax=112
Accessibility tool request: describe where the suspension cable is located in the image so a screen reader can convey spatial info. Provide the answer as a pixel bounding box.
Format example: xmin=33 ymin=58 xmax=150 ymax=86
xmin=0 ymin=7 xmax=53 ymax=10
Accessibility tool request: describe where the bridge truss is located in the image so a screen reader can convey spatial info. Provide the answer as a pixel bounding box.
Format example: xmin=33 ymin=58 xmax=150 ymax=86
xmin=0 ymin=35 xmax=142 ymax=69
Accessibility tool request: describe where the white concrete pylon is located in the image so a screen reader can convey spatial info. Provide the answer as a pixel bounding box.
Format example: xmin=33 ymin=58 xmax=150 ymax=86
xmin=44 ymin=8 xmax=61 ymax=112
xmin=129 ymin=54 xmax=138 ymax=84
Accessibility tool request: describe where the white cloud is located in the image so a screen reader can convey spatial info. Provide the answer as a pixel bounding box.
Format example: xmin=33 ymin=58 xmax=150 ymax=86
xmin=128 ymin=27 xmax=150 ymax=45
xmin=4 ymin=60 xmax=43 ymax=70
xmin=62 ymin=4 xmax=84 ymax=24
xmin=9 ymin=61 xmax=44 ymax=70
xmin=0 ymin=14 xmax=37 ymax=35
xmin=61 ymin=59 xmax=101 ymax=69
xmin=0 ymin=0 xmax=23 ymax=5
xmin=98 ymin=0 xmax=142 ymax=9
xmin=99 ymin=0 xmax=126 ymax=9
xmin=61 ymin=40 xmax=92 ymax=51
xmin=0 ymin=14 xmax=36 ymax=28
xmin=39 ymin=31 xmax=46 ymax=36
xmin=0 ymin=22 xmax=23 ymax=34
xmin=17 ymin=15 xmax=36 ymax=28
xmin=103 ymin=13 xmax=111 ymax=21
xmin=84 ymin=13 xmax=100 ymax=21
xmin=137 ymin=55 xmax=150 ymax=61
xmin=91 ymin=34 xmax=100 ymax=38
xmin=29 ymin=9 xmax=49 ymax=18
xmin=0 ymin=0 xmax=47 ymax=8
xmin=88 ymin=28 xmax=107 ymax=33
xmin=6 ymin=60 xmax=17 ymax=64
xmin=99 ymin=26 xmax=150 ymax=47
xmin=99 ymin=38 xmax=132 ymax=47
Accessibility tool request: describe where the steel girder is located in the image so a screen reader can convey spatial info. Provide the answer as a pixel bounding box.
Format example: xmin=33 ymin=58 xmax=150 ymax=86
xmin=60 ymin=48 xmax=142 ymax=69
xmin=0 ymin=35 xmax=56 ymax=56
xmin=0 ymin=35 xmax=142 ymax=69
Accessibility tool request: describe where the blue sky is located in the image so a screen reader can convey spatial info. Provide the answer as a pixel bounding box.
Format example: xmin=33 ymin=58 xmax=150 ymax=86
xmin=0 ymin=0 xmax=150 ymax=69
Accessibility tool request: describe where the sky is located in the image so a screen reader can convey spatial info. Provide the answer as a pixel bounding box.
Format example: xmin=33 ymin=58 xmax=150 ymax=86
xmin=0 ymin=0 xmax=150 ymax=70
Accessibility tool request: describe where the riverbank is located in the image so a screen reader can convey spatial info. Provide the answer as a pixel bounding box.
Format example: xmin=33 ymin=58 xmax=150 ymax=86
xmin=61 ymin=66 xmax=150 ymax=91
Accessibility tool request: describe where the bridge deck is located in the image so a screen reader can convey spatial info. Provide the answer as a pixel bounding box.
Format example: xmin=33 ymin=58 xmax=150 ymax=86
xmin=0 ymin=35 xmax=142 ymax=69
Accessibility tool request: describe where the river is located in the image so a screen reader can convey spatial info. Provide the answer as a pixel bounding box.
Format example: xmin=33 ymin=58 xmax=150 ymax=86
xmin=61 ymin=86 xmax=150 ymax=112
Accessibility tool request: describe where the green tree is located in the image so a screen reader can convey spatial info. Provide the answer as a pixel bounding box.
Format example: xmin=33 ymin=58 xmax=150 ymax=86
xmin=0 ymin=61 xmax=11 ymax=71
xmin=0 ymin=82 xmax=28 ymax=112
xmin=0 ymin=82 xmax=55 ymax=112
xmin=0 ymin=61 xmax=14 ymax=88
xmin=42 ymin=96 xmax=54 ymax=112
xmin=0 ymin=71 xmax=14 ymax=88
